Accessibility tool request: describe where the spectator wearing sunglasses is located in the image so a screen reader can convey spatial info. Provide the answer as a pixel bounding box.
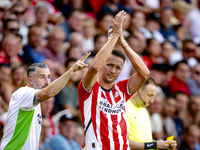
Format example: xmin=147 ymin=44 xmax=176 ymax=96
xmin=169 ymin=39 xmax=197 ymax=68
xmin=187 ymin=63 xmax=200 ymax=96
xmin=3 ymin=19 xmax=20 ymax=35
xmin=11 ymin=2 xmax=29 ymax=45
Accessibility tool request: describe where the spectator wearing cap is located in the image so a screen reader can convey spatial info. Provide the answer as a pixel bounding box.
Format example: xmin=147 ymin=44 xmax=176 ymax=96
xmin=140 ymin=12 xmax=165 ymax=43
xmin=160 ymin=7 xmax=178 ymax=49
xmin=187 ymin=63 xmax=200 ymax=96
xmin=49 ymin=112 xmax=81 ymax=150
xmin=167 ymin=60 xmax=191 ymax=97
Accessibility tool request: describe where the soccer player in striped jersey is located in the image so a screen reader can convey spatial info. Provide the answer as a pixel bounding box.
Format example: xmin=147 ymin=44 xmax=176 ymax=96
xmin=78 ymin=10 xmax=150 ymax=150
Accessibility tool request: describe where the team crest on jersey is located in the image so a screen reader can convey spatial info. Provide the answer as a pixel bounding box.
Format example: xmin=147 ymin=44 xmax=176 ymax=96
xmin=114 ymin=91 xmax=119 ymax=98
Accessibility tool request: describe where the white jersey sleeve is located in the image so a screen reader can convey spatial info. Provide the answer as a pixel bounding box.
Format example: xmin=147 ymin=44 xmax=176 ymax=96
xmin=13 ymin=86 xmax=40 ymax=111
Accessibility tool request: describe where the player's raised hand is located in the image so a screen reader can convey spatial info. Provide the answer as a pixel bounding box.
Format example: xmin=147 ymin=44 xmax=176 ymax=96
xmin=112 ymin=10 xmax=126 ymax=36
xmin=72 ymin=52 xmax=90 ymax=72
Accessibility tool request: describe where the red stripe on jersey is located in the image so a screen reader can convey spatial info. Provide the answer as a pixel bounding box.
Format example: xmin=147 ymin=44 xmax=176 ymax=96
xmin=117 ymin=79 xmax=133 ymax=102
xmin=105 ymin=92 xmax=113 ymax=105
xmin=119 ymin=114 xmax=128 ymax=150
xmin=91 ymin=83 xmax=99 ymax=139
xmin=100 ymin=111 xmax=110 ymax=150
xmin=111 ymin=115 xmax=120 ymax=150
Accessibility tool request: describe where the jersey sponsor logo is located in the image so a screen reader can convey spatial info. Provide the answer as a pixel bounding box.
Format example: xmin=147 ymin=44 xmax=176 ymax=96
xmin=99 ymin=100 xmax=124 ymax=114
xmin=37 ymin=114 xmax=42 ymax=125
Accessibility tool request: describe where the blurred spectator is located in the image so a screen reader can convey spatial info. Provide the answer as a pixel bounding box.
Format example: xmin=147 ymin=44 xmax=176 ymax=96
xmin=11 ymin=2 xmax=27 ymax=26
xmin=41 ymin=27 xmax=66 ymax=65
xmin=167 ymin=60 xmax=191 ymax=97
xmin=184 ymin=0 xmax=200 ymax=44
xmin=82 ymin=18 xmax=96 ymax=53
xmin=66 ymin=44 xmax=84 ymax=60
xmin=173 ymin=0 xmax=190 ymax=25
xmin=161 ymin=97 xmax=178 ymax=139
xmin=0 ymin=63 xmax=12 ymax=103
xmin=55 ymin=59 xmax=81 ymax=117
xmin=178 ymin=124 xmax=200 ymax=150
xmin=0 ymin=0 xmax=12 ymax=20
xmin=41 ymin=27 xmax=66 ymax=76
xmin=74 ymin=124 xmax=85 ymax=147
xmin=10 ymin=64 xmax=27 ymax=92
xmin=3 ymin=19 xmax=20 ymax=35
xmin=59 ymin=8 xmax=86 ymax=42
xmin=130 ymin=10 xmax=146 ymax=32
xmin=180 ymin=95 xmax=200 ymax=128
xmin=96 ymin=12 xmax=114 ymax=34
xmin=159 ymin=0 xmax=173 ymax=10
xmin=140 ymin=12 xmax=165 ymax=43
xmin=20 ymin=25 xmax=46 ymax=64
xmin=161 ymin=41 xmax=175 ymax=63
xmin=148 ymin=93 xmax=165 ymax=140
xmin=128 ymin=0 xmax=154 ymax=13
xmin=134 ymin=30 xmax=147 ymax=54
xmin=53 ymin=0 xmax=83 ymax=19
xmin=187 ymin=63 xmax=200 ymax=96
xmin=175 ymin=25 xmax=189 ymax=50
xmin=173 ymin=91 xmax=189 ymax=140
xmin=122 ymin=12 xmax=131 ymax=38
xmin=49 ymin=112 xmax=81 ymax=150
xmin=33 ymin=2 xmax=52 ymax=39
xmin=88 ymin=33 xmax=107 ymax=58
xmin=160 ymin=7 xmax=178 ymax=49
xmin=69 ymin=32 xmax=84 ymax=54
xmin=41 ymin=97 xmax=56 ymax=136
xmin=174 ymin=91 xmax=189 ymax=117
xmin=0 ymin=34 xmax=22 ymax=65
xmin=39 ymin=116 xmax=52 ymax=150
xmin=195 ymin=43 xmax=200 ymax=62
xmin=150 ymin=64 xmax=167 ymax=96
xmin=142 ymin=38 xmax=163 ymax=69
xmin=11 ymin=2 xmax=29 ymax=45
xmin=169 ymin=39 xmax=197 ymax=68
xmin=98 ymin=0 xmax=132 ymax=16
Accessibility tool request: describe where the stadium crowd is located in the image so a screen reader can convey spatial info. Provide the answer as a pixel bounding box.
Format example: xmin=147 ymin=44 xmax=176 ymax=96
xmin=0 ymin=0 xmax=200 ymax=149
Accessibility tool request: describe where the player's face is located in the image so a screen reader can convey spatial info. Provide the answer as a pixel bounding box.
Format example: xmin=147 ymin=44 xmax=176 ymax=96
xmin=101 ymin=55 xmax=124 ymax=84
xmin=32 ymin=68 xmax=51 ymax=89
xmin=138 ymin=84 xmax=157 ymax=108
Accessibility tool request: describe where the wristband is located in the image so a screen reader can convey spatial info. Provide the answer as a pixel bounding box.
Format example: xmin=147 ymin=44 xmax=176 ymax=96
xmin=144 ymin=142 xmax=157 ymax=150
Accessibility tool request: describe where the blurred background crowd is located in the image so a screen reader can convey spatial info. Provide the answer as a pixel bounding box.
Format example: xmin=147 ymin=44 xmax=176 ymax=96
xmin=0 ymin=0 xmax=200 ymax=149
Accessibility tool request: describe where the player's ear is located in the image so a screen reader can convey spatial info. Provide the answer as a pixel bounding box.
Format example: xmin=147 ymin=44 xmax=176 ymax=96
xmin=28 ymin=76 xmax=34 ymax=86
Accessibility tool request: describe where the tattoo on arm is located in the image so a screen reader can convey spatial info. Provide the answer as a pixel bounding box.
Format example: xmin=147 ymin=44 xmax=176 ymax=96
xmin=33 ymin=94 xmax=43 ymax=105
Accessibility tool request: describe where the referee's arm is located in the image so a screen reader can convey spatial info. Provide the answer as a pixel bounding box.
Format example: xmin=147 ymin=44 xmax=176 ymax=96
xmin=129 ymin=139 xmax=174 ymax=150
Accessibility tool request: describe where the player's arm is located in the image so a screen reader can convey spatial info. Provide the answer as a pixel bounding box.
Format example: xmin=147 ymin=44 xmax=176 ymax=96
xmin=118 ymin=35 xmax=150 ymax=94
xmin=129 ymin=140 xmax=170 ymax=150
xmin=83 ymin=11 xmax=126 ymax=91
xmin=33 ymin=53 xmax=90 ymax=105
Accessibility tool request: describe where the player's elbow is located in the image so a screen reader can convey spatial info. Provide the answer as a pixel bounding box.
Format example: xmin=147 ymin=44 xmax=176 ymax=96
xmin=141 ymin=69 xmax=150 ymax=80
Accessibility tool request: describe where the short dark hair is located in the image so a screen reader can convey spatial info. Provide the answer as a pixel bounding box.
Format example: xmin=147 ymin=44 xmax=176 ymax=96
xmin=172 ymin=60 xmax=188 ymax=71
xmin=3 ymin=19 xmax=18 ymax=30
xmin=141 ymin=77 xmax=157 ymax=90
xmin=27 ymin=63 xmax=49 ymax=77
xmin=111 ymin=49 xmax=126 ymax=62
xmin=94 ymin=33 xmax=107 ymax=43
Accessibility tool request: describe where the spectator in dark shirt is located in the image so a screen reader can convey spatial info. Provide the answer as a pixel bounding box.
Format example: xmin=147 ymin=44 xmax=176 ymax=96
xmin=20 ymin=25 xmax=46 ymax=64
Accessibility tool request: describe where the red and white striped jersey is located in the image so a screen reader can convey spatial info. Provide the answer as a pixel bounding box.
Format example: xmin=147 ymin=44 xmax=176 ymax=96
xmin=78 ymin=79 xmax=133 ymax=150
